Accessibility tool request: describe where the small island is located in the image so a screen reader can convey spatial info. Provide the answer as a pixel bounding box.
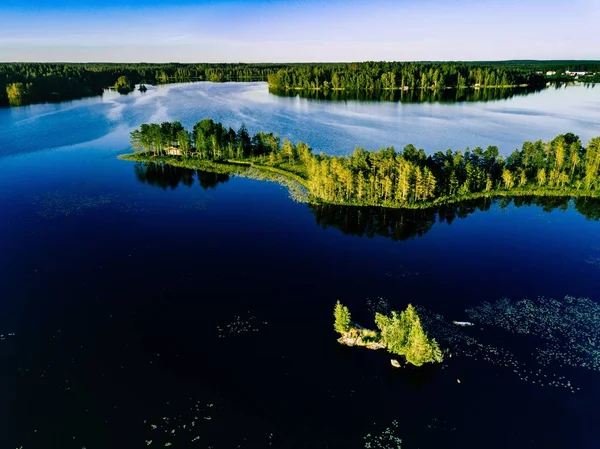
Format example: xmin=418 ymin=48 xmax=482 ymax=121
xmin=121 ymin=118 xmax=600 ymax=209
xmin=334 ymin=301 xmax=443 ymax=367
xmin=113 ymin=75 xmax=135 ymax=94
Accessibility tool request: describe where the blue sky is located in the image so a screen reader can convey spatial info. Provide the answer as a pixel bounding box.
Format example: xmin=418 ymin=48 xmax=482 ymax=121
xmin=0 ymin=0 xmax=598 ymax=62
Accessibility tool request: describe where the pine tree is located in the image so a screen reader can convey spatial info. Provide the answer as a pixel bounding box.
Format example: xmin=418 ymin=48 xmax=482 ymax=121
xmin=405 ymin=321 xmax=431 ymax=366
xmin=502 ymin=168 xmax=514 ymax=189
xmin=537 ymin=168 xmax=547 ymax=186
xmin=374 ymin=304 xmax=443 ymax=366
xmin=375 ymin=311 xmax=408 ymax=355
xmin=334 ymin=301 xmax=351 ymax=335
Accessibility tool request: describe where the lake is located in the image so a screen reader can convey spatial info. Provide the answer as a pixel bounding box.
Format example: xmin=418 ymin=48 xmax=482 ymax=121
xmin=2 ymin=82 xmax=599 ymax=158
xmin=1 ymin=83 xmax=600 ymax=449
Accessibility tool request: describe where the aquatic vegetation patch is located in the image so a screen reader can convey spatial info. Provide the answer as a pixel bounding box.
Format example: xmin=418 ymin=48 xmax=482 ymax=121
xmin=364 ymin=420 xmax=402 ymax=449
xmin=0 ymin=332 xmax=16 ymax=341
xmin=237 ymin=167 xmax=310 ymax=203
xmin=417 ymin=307 xmax=579 ymax=392
xmin=384 ymin=265 xmax=421 ymax=279
xmin=586 ymin=256 xmax=600 ymax=269
xmin=216 ymin=312 xmax=266 ymax=338
xmin=142 ymin=398 xmax=217 ymax=447
xmin=32 ymin=191 xmax=116 ymax=218
xmin=142 ymin=397 xmax=276 ymax=447
xmin=366 ymin=297 xmax=391 ymax=315
xmin=584 ymin=244 xmax=600 ymax=269
xmin=418 ymin=308 xmax=521 ymax=368
xmin=180 ymin=198 xmax=210 ymax=211
xmin=415 ymin=295 xmax=600 ymax=392
xmin=466 ymin=295 xmax=600 ymax=372
xmin=425 ymin=417 xmax=456 ymax=433
xmin=117 ymin=200 xmax=153 ymax=215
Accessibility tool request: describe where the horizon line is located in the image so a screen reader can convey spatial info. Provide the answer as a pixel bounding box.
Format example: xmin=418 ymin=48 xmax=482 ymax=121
xmin=1 ymin=59 xmax=600 ymax=64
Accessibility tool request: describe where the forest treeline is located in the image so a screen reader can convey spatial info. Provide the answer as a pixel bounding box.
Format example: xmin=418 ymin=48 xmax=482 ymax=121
xmin=269 ymin=84 xmax=544 ymax=103
xmin=0 ymin=63 xmax=284 ymax=106
xmin=267 ymin=61 xmax=548 ymax=91
xmin=2 ymin=60 xmax=599 ymax=106
xmin=126 ymin=118 xmax=600 ymax=209
xmin=494 ymin=60 xmax=600 ymax=72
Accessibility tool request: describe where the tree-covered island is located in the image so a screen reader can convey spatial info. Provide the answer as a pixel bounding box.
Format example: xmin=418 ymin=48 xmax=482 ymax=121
xmin=267 ymin=61 xmax=600 ymax=93
xmin=113 ymin=76 xmax=135 ymax=94
xmin=267 ymin=62 xmax=547 ymax=91
xmin=121 ymin=118 xmax=600 ymax=209
xmin=334 ymin=301 xmax=443 ymax=367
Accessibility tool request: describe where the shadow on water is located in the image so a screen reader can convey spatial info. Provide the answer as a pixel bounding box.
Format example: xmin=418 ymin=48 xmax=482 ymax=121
xmin=133 ymin=162 xmax=230 ymax=190
xmin=133 ymin=162 xmax=600 ymax=241
xmin=311 ymin=197 xmax=600 ymax=240
xmin=268 ymin=86 xmax=545 ymax=103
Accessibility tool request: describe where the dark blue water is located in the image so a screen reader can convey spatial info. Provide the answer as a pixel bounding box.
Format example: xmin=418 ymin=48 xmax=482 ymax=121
xmin=1 ymin=84 xmax=600 ymax=449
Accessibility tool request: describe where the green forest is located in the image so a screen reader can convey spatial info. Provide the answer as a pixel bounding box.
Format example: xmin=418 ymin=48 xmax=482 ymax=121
xmin=267 ymin=60 xmax=600 ymax=92
xmin=0 ymin=62 xmax=284 ymax=106
xmin=113 ymin=75 xmax=136 ymax=94
xmin=2 ymin=60 xmax=598 ymax=106
xmin=269 ymin=84 xmax=545 ymax=103
xmin=124 ymin=118 xmax=600 ymax=209
xmin=267 ymin=61 xmax=548 ymax=91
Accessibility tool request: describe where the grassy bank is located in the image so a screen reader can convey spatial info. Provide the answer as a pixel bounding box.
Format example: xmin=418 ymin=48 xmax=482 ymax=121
xmin=231 ymin=160 xmax=309 ymax=188
xmin=119 ymin=153 xmax=246 ymax=175
xmin=120 ymin=153 xmax=310 ymax=202
xmin=313 ymin=187 xmax=600 ymax=210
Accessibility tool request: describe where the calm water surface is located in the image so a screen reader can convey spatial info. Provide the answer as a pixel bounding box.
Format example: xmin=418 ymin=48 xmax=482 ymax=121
xmin=1 ymin=84 xmax=600 ymax=449
xmin=1 ymin=82 xmax=599 ymax=158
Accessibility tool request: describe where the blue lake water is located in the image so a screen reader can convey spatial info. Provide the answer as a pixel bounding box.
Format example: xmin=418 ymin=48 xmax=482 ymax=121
xmin=1 ymin=83 xmax=600 ymax=449
xmin=1 ymin=82 xmax=599 ymax=158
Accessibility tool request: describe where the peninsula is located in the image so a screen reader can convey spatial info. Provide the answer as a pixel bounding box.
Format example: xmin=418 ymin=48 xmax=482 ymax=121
xmin=120 ymin=119 xmax=600 ymax=209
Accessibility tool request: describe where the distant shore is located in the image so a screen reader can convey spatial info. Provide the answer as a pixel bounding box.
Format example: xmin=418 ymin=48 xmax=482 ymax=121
xmin=3 ymin=60 xmax=599 ymax=107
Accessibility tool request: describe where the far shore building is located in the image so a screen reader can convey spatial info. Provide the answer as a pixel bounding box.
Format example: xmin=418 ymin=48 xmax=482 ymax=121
xmin=546 ymin=71 xmax=557 ymax=76
xmin=565 ymin=71 xmax=587 ymax=76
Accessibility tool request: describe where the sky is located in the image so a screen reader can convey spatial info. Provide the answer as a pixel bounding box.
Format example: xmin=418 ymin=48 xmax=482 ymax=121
xmin=0 ymin=0 xmax=598 ymax=62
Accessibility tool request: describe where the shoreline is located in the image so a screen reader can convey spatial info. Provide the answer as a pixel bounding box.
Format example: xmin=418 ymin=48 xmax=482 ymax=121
xmin=4 ymin=79 xmax=596 ymax=108
xmin=269 ymin=84 xmax=534 ymax=91
xmin=119 ymin=153 xmax=600 ymax=210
